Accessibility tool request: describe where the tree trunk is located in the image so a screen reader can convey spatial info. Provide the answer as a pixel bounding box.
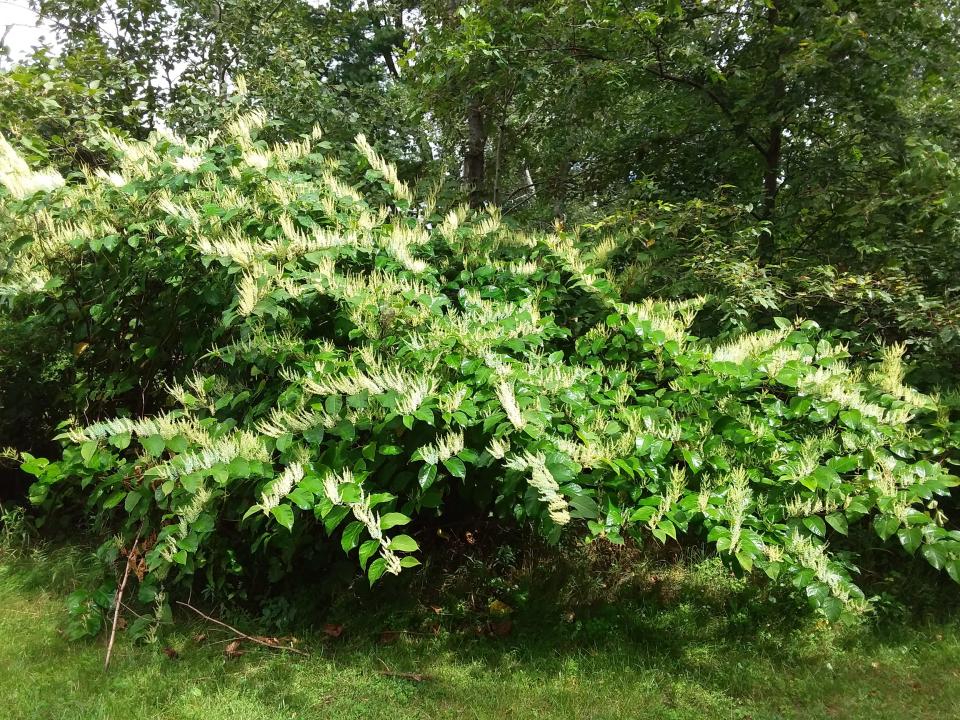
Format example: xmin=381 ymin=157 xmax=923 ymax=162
xmin=464 ymin=101 xmax=488 ymax=208
xmin=553 ymin=160 xmax=571 ymax=219
xmin=758 ymin=1 xmax=785 ymax=263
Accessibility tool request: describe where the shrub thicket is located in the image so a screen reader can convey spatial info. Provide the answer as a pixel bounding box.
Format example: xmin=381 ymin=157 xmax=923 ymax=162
xmin=2 ymin=114 xmax=958 ymax=625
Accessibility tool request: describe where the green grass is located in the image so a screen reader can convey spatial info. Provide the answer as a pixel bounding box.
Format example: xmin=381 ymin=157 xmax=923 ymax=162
xmin=2 ymin=546 xmax=960 ymax=720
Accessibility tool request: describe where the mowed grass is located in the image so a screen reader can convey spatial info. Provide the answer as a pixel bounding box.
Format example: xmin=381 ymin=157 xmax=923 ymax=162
xmin=2 ymin=546 xmax=960 ymax=720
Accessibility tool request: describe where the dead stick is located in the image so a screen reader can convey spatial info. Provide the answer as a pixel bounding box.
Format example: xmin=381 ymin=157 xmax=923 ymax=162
xmin=105 ymin=527 xmax=141 ymax=670
xmin=176 ymin=601 xmax=308 ymax=656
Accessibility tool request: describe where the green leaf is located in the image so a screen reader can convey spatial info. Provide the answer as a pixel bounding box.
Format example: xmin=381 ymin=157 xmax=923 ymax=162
xmin=898 ymin=526 xmax=922 ymax=555
xmin=109 ymin=432 xmax=132 ymax=450
xmin=388 ymin=534 xmax=419 ymax=552
xmin=873 ymin=514 xmax=900 ymax=541
xmin=825 ymin=512 xmax=848 ymax=535
xmin=821 ymin=596 xmax=844 ymax=622
xmin=323 ymin=505 xmax=350 ymax=534
xmin=418 ymin=463 xmax=437 ymax=489
xmin=341 ymin=520 xmax=364 ymax=552
xmin=359 ymin=539 xmax=379 ymax=570
xmin=762 ymin=561 xmax=782 ymax=580
xmin=286 ymin=488 xmax=314 ymax=510
xmin=124 ymin=491 xmax=141 ymax=513
xmin=569 ymin=494 xmax=600 ymax=520
xmin=681 ymin=448 xmax=704 ymax=474
xmin=166 ymin=435 xmax=188 ymax=453
xmin=271 ymin=504 xmax=294 ymax=532
xmin=811 ymin=465 xmax=840 ymax=489
xmin=775 ymin=366 xmax=801 ymax=388
xmin=379 ymin=512 xmax=411 ymax=531
xmin=443 ymin=457 xmax=467 ymax=478
xmin=947 ymin=559 xmax=960 ymax=584
xmin=922 ymin=543 xmax=947 ymax=571
xmin=839 ymin=410 xmax=861 ymax=429
xmin=102 ymin=489 xmax=125 ymax=509
xmin=299 ymin=473 xmax=325 ymax=494
xmin=368 ymin=557 xmax=388 ymax=586
xmin=648 ymin=439 xmax=673 ymax=464
xmin=81 ymin=441 xmax=98 ymax=463
xmin=803 ymin=515 xmax=826 ymax=537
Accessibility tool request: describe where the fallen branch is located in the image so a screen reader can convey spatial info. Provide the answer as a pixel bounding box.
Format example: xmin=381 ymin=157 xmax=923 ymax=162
xmin=176 ymin=601 xmax=308 ymax=656
xmin=105 ymin=527 xmax=141 ymax=671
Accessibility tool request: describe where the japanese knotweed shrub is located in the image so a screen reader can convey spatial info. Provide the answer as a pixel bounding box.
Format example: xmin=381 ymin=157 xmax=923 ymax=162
xmin=5 ymin=115 xmax=958 ymax=621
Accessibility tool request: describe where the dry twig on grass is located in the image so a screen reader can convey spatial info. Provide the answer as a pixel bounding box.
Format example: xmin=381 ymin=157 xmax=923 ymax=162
xmin=176 ymin=601 xmax=308 ymax=656
xmin=104 ymin=527 xmax=141 ymax=671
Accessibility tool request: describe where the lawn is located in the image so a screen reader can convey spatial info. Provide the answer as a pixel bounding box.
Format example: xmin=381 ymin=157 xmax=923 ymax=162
xmin=2 ymin=545 xmax=959 ymax=720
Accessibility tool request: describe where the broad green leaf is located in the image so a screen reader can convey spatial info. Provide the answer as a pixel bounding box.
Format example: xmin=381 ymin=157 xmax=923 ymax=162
xmin=379 ymin=512 xmax=411 ymax=530
xmin=825 ymin=512 xmax=848 ymax=535
xmin=368 ymin=557 xmax=388 ymax=586
xmin=102 ymin=489 xmax=125 ymax=509
xmin=81 ymin=441 xmax=98 ymax=463
xmin=388 ymin=534 xmax=419 ymax=552
xmin=443 ymin=457 xmax=467 ymax=478
xmin=341 ymin=520 xmax=364 ymax=552
xmin=271 ymin=504 xmax=294 ymax=532
xmin=359 ymin=539 xmax=379 ymax=570
xmin=873 ymin=514 xmax=900 ymax=541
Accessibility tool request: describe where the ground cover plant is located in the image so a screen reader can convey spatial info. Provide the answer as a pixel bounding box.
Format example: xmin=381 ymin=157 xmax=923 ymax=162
xmin=2 ymin=114 xmax=957 ymax=636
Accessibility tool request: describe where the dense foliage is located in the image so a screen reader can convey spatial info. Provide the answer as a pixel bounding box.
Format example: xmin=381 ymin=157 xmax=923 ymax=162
xmin=1 ymin=1 xmax=959 ymax=631
xmin=2 ymin=119 xmax=957 ymax=626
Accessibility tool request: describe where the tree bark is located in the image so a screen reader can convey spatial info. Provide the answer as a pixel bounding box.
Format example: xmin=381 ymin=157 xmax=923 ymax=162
xmin=758 ymin=0 xmax=785 ymax=263
xmin=464 ymin=101 xmax=488 ymax=207
xmin=553 ymin=160 xmax=571 ymax=219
